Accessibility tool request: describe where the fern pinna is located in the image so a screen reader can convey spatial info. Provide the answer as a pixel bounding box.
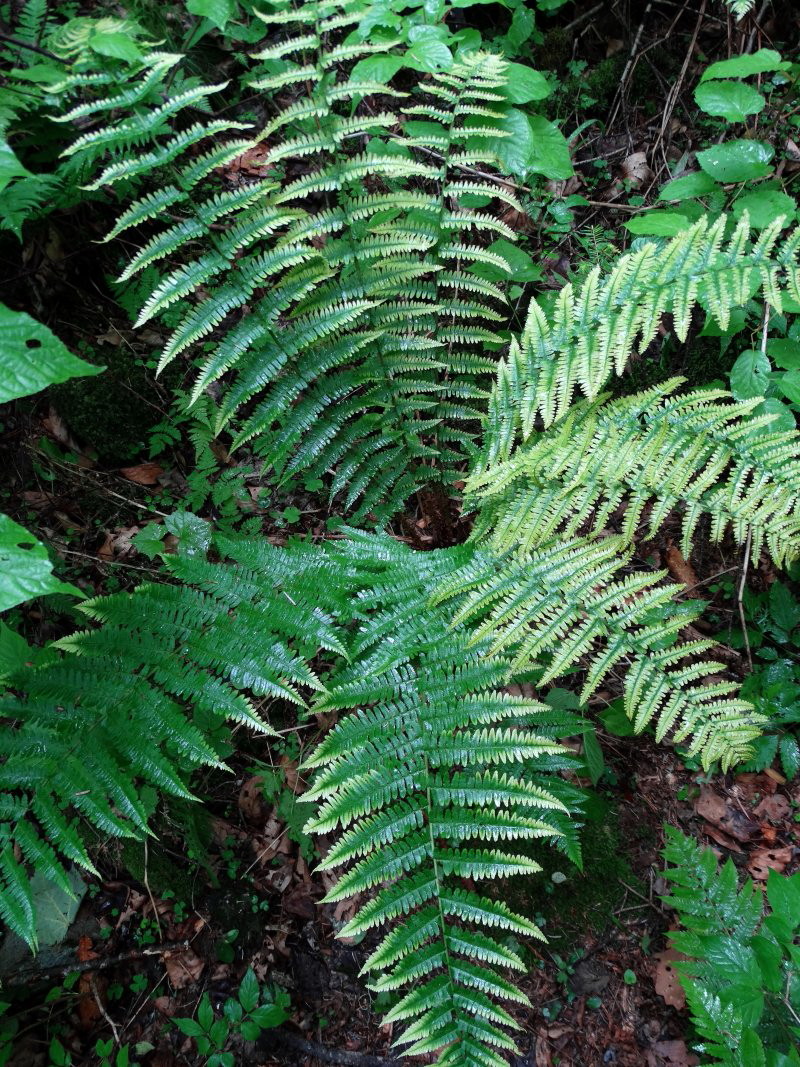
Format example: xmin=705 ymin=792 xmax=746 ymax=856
xmin=54 ymin=1 xmax=519 ymax=521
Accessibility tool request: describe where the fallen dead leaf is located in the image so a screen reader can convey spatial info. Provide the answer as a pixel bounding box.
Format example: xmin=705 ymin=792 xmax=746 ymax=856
xmin=646 ymin=1039 xmax=700 ymax=1067
xmin=664 ymin=543 xmax=699 ymax=593
xmin=621 ymin=150 xmax=653 ymax=187
xmin=97 ymin=533 xmax=115 ymax=561
xmin=653 ymin=946 xmax=688 ymax=1009
xmin=239 ymin=775 xmax=268 ymax=825
xmin=748 ymin=846 xmax=793 ymax=880
xmin=702 ymin=823 xmax=744 ymax=853
xmin=695 ymin=786 xmax=758 ymax=843
xmin=119 ymin=462 xmax=163 ymax=485
xmin=754 ymin=794 xmax=791 ymax=823
xmin=164 ymin=947 xmax=205 ymax=989
xmin=283 ymin=883 xmax=316 ymax=920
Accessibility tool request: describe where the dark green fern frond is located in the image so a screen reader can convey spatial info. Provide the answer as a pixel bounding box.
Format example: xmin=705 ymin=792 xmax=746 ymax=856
xmin=59 ymin=0 xmax=519 ymax=522
xmin=469 ymin=380 xmax=800 ymax=566
xmin=0 ymin=537 xmax=338 ymax=949
xmin=303 ymin=531 xmax=580 ymax=1066
xmin=433 ymin=535 xmax=763 ymax=770
xmin=480 ymin=213 xmax=800 ymax=446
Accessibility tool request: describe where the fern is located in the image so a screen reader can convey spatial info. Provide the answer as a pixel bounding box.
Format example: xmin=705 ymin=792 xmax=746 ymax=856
xmin=428 ymin=216 xmax=800 ymax=771
xmin=53 ymin=2 xmax=519 ymax=521
xmin=660 ymin=827 xmax=800 ymax=1065
xmin=303 ymin=531 xmax=581 ymax=1065
xmin=433 ymin=535 xmax=763 ymax=769
xmin=482 ymin=214 xmax=800 ymax=439
xmin=723 ymin=0 xmax=757 ymax=18
xmin=0 ymin=536 xmax=343 ymax=949
xmin=469 ymin=379 xmax=800 ymax=567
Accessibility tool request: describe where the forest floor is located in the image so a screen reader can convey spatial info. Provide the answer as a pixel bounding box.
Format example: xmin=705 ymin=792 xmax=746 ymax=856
xmin=2 ymin=0 xmax=800 ymax=1065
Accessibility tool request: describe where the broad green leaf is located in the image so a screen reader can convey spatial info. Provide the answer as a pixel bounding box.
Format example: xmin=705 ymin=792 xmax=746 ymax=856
xmin=351 ymin=55 xmax=404 ymax=85
xmin=88 ymin=32 xmax=143 ymax=62
xmin=0 ymin=515 xmax=83 ymax=613
xmin=526 ymin=115 xmax=573 ymax=180
xmin=485 ymin=239 xmax=541 ymax=281
xmin=164 ymin=511 xmax=212 ymax=558
xmin=730 ymin=348 xmax=770 ymax=400
xmin=30 ymin=867 xmax=86 ymax=947
xmin=658 ymin=171 xmax=720 ymax=202
xmin=696 ymin=140 xmax=774 ymax=183
xmin=238 ymin=968 xmax=259 ymax=1013
xmin=769 ymin=583 xmax=800 ymax=632
xmin=766 ymin=870 xmax=800 ymax=927
xmin=700 ymin=48 xmax=787 ymax=82
xmin=779 ymin=369 xmax=800 ymax=405
xmin=0 ymin=138 xmax=32 ymax=195
xmin=624 ymin=212 xmax=691 ymax=237
xmin=732 ymin=187 xmax=797 ymax=229
xmin=132 ymin=522 xmax=167 ymax=560
xmin=502 ymin=63 xmax=550 ymax=104
xmin=779 ymin=735 xmax=800 ymax=778
xmin=769 ymin=339 xmax=800 ymax=370
xmin=405 ymin=27 xmax=452 ymax=72
xmin=694 ymin=80 xmax=765 ymax=122
xmin=503 ymin=4 xmax=534 ymax=52
xmin=752 ymin=398 xmax=796 ymax=433
xmin=0 ymin=622 xmax=36 ymax=681
xmin=0 ymin=304 xmax=103 ymax=403
xmin=739 ymin=1028 xmax=767 ymax=1067
xmin=186 ymin=0 xmax=235 ymax=31
xmin=485 ymin=107 xmax=530 ymax=178
xmin=581 ymin=728 xmax=604 ymax=785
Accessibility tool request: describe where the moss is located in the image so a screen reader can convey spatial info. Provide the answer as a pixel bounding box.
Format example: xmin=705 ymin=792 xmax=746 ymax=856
xmin=504 ymin=802 xmax=639 ymax=945
xmin=119 ymin=839 xmax=196 ymax=902
xmin=533 ymin=27 xmax=571 ymax=76
xmin=51 ymin=343 xmax=178 ymax=463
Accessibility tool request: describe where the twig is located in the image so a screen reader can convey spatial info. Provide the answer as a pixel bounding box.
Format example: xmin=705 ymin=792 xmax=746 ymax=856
xmin=260 ymin=1028 xmax=402 ymax=1066
xmin=607 ymin=2 xmax=654 ymax=131
xmin=4 ymin=941 xmax=190 ymax=985
xmin=90 ymin=975 xmax=121 ymax=1046
xmin=656 ymin=0 xmax=707 ymax=151
xmin=0 ymin=29 xmax=65 ymax=61
xmin=737 ymin=529 xmax=754 ymax=672
xmin=563 ymin=2 xmax=604 ymax=32
xmin=143 ymin=840 xmax=163 ymax=940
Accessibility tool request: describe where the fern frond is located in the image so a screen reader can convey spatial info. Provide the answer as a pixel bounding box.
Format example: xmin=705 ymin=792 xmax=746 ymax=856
xmin=470 ymin=380 xmax=800 ymax=566
xmin=304 ymin=531 xmax=578 ymax=1065
xmin=485 ymin=214 xmax=800 ymax=439
xmin=0 ymin=537 xmax=339 ymax=949
xmin=434 ymin=535 xmax=764 ymax=770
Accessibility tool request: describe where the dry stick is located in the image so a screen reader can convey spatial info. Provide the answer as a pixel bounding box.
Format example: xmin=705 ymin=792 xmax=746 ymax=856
xmin=736 ymin=305 xmax=772 ymax=671
xmin=607 ymin=1 xmax=654 ymax=132
xmin=90 ymin=975 xmax=121 ymax=1046
xmin=655 ymin=0 xmax=707 ymax=164
xmin=746 ymin=0 xmax=772 ymax=53
xmin=5 ymin=941 xmax=190 ymax=985
xmin=737 ymin=527 xmax=754 ymax=672
xmin=260 ymin=1029 xmax=402 ymax=1067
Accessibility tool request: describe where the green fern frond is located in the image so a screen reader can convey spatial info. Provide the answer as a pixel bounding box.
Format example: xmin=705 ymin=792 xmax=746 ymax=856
xmin=0 ymin=537 xmax=339 ymax=949
xmin=303 ymin=531 xmax=579 ymax=1065
xmin=470 ymin=380 xmax=800 ymax=566
xmin=434 ymin=535 xmax=764 ymax=769
xmin=483 ymin=214 xmax=800 ymax=442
